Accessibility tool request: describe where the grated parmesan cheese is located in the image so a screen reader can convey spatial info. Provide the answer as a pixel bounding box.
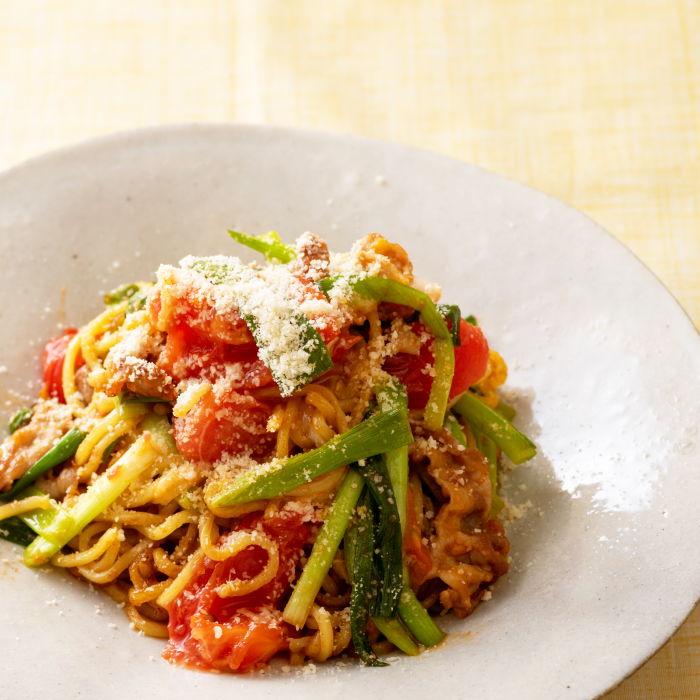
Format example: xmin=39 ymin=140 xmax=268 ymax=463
xmin=173 ymin=381 xmax=212 ymax=418
xmin=179 ymin=256 xmax=326 ymax=396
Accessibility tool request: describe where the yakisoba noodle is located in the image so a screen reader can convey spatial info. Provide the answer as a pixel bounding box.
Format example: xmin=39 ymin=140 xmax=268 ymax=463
xmin=0 ymin=231 xmax=536 ymax=674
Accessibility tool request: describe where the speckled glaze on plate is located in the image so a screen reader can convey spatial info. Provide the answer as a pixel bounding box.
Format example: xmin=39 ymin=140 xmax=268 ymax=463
xmin=1 ymin=125 xmax=699 ymax=700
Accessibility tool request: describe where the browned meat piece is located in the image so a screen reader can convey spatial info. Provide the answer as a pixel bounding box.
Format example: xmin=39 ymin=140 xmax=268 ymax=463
xmin=90 ymin=322 xmax=176 ymax=401
xmin=35 ymin=463 xmax=78 ymax=500
xmin=101 ymin=354 xmax=176 ymax=400
xmin=0 ymin=399 xmax=73 ymax=492
xmin=351 ymin=233 xmax=414 ymax=286
xmin=408 ymin=426 xmax=510 ymax=617
xmin=74 ymin=364 xmax=95 ymax=404
xmin=295 ymin=232 xmax=331 ymax=281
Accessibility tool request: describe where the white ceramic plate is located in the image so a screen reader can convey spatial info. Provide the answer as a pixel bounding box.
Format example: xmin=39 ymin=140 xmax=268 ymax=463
xmin=1 ymin=125 xmax=699 ymax=700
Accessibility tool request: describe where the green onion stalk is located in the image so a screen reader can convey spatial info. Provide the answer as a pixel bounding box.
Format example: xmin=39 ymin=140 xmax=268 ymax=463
xmin=24 ymin=418 xmax=166 ymax=567
xmin=344 ymin=488 xmax=388 ymax=667
xmin=372 ymin=616 xmax=419 ymax=657
xmin=451 ymin=391 xmax=536 ymax=465
xmin=436 ymin=304 xmax=462 ymax=347
xmin=443 ymin=412 xmax=467 ymax=447
xmin=8 ymin=407 xmax=32 ymax=434
xmin=210 ymin=408 xmax=413 ymax=508
xmin=344 ymin=490 xmax=420 ymax=661
xmin=354 ymin=454 xmax=403 ymax=618
xmin=375 ymin=380 xmax=446 ymax=648
xmin=13 ymin=486 xmax=76 ymax=545
xmin=375 ymin=378 xmax=409 ymax=528
xmin=228 ymin=230 xmax=296 ymax=264
xmin=283 ymin=469 xmax=364 ymax=629
xmin=495 ymin=401 xmax=516 ymax=421
xmin=104 ymin=281 xmax=153 ymax=314
xmin=470 ymin=423 xmax=504 ymax=519
xmin=353 ymin=450 xmax=421 ymax=657
xmin=0 ymin=428 xmax=87 ymax=502
xmin=0 ymin=517 xmax=37 ymax=547
xmin=318 ymin=275 xmax=455 ymax=431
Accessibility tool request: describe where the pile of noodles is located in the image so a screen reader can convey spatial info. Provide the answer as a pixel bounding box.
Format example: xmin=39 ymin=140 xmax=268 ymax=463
xmin=5 ymin=237 xmax=511 ymax=670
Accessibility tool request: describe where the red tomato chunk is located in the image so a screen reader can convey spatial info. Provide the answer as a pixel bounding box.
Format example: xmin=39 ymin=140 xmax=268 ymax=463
xmin=164 ymin=510 xmax=314 ymax=673
xmin=42 ymin=328 xmax=80 ymax=403
xmin=383 ymin=319 xmax=489 ymax=409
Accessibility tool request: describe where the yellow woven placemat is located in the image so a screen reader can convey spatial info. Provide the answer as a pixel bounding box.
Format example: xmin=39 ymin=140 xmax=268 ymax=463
xmin=0 ymin=2 xmax=698 ymax=696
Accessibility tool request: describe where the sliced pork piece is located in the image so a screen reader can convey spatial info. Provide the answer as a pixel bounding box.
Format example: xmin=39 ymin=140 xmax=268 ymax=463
xmin=408 ymin=427 xmax=510 ymax=617
xmin=350 ymin=233 xmax=414 ymax=286
xmin=74 ymin=364 xmax=94 ymax=404
xmin=0 ymin=399 xmax=73 ymax=492
xmin=92 ymin=315 xmax=176 ymax=400
xmin=101 ymin=354 xmax=177 ymax=400
xmin=295 ymin=232 xmax=331 ymax=281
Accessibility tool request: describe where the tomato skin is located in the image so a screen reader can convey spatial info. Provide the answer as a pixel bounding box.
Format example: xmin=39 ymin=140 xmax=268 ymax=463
xmin=157 ymin=323 xmax=264 ymax=383
xmin=159 ymin=322 xmax=276 ymax=463
xmin=153 ymin=269 xmax=344 ymax=464
xmin=163 ymin=510 xmax=313 ymax=673
xmin=149 ymin=286 xmax=254 ymax=346
xmin=382 ymin=345 xmax=434 ymax=410
xmin=289 ymin=271 xmax=342 ymax=345
xmin=42 ymin=329 xmax=79 ymax=403
xmin=383 ymin=319 xmax=490 ymax=410
xmin=330 ymin=329 xmax=362 ymax=361
xmin=172 ymin=390 xmax=274 ymax=463
xmin=449 ymin=319 xmax=490 ymax=400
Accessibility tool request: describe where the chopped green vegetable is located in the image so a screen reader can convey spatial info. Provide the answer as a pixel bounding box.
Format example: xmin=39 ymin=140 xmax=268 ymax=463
xmin=100 ymin=438 xmax=120 ymax=466
xmin=437 ymin=304 xmax=462 ymax=347
xmin=0 ymin=516 xmax=36 ymax=547
xmin=452 ymin=391 xmax=536 ymax=465
xmin=470 ymin=423 xmax=504 ymax=519
xmin=397 ymin=574 xmax=446 ymax=647
xmin=372 ymin=616 xmax=420 ymax=656
xmin=105 ymin=400 xmax=149 ymax=426
xmin=376 ymin=377 xmax=445 ymax=647
xmin=465 ymin=314 xmax=478 ymax=326
xmin=139 ymin=412 xmax=178 ymax=455
xmin=15 ymin=486 xmax=76 ymax=545
xmin=428 ymin=339 xmax=456 ymax=433
xmin=24 ymin=428 xmax=163 ymax=567
xmin=8 ymin=407 xmax=32 ymax=435
xmin=0 ymin=428 xmax=87 ymax=502
xmin=186 ymin=256 xmax=333 ymax=396
xmin=210 ymin=408 xmax=413 ymax=507
xmin=318 ymin=275 xmax=454 ymax=431
xmin=443 ymin=412 xmax=467 ymax=447
xmin=344 ymin=505 xmax=420 ymax=657
xmin=345 ymin=488 xmax=388 ymax=667
xmin=355 ymin=454 xmax=403 ymax=618
xmin=496 ymin=401 xmax=516 ymax=421
xmin=115 ymin=392 xmax=172 ymax=418
xmin=126 ymin=288 xmax=150 ymax=314
xmin=283 ymin=469 xmax=364 ymax=629
xmin=176 ymin=486 xmax=200 ymax=512
xmin=104 ymin=282 xmax=140 ymax=306
xmin=228 ymin=230 xmax=295 ymax=264
xmin=105 ymin=282 xmax=153 ymax=313
xmin=317 ymin=275 xmax=448 ymax=338
xmin=376 ymin=377 xmax=409 ymax=530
